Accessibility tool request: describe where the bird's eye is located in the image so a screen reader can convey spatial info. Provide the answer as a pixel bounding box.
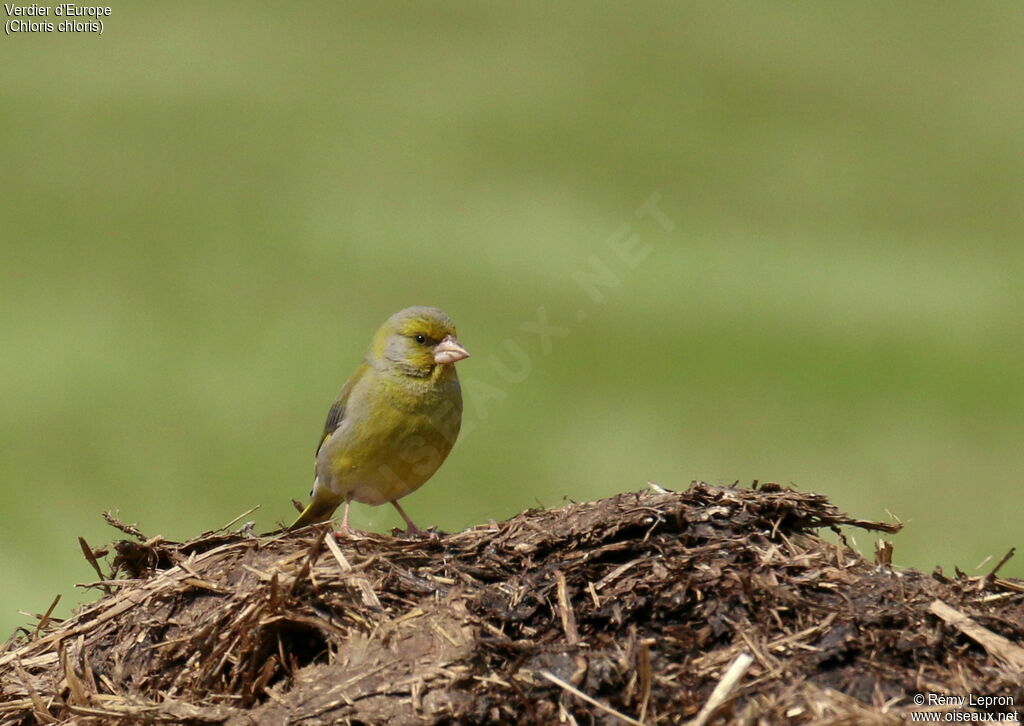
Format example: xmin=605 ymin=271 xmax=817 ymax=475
xmin=414 ymin=334 xmax=427 ymax=344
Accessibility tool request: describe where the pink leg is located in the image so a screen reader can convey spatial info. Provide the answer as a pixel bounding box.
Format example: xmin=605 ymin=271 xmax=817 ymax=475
xmin=391 ymin=500 xmax=431 ymax=538
xmin=333 ymin=500 xmax=355 ymax=538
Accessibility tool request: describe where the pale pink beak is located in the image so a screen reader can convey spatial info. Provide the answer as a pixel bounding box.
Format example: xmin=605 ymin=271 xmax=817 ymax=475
xmin=433 ymin=335 xmax=470 ymax=365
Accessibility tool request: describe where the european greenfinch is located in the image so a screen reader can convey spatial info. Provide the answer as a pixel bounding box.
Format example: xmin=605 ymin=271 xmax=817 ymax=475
xmin=290 ymin=306 xmax=469 ymax=536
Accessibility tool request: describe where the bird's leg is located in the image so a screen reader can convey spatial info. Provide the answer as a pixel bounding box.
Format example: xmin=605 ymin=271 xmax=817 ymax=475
xmin=333 ymin=500 xmax=355 ymax=538
xmin=391 ymin=500 xmax=432 ymax=538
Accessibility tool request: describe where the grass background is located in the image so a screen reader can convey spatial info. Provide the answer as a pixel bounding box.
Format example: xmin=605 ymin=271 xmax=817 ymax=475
xmin=2 ymin=2 xmax=1022 ymax=637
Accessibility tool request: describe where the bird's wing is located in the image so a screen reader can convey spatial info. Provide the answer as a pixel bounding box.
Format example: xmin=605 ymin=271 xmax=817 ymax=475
xmin=316 ymin=363 xmax=368 ymax=455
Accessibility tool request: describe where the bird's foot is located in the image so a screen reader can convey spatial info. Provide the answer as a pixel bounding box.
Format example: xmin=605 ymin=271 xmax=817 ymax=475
xmin=389 ymin=500 xmax=438 ymax=539
xmin=332 ymin=524 xmax=368 ymax=539
xmin=392 ymin=524 xmax=439 ymax=540
xmin=330 ymin=501 xmax=365 ymax=538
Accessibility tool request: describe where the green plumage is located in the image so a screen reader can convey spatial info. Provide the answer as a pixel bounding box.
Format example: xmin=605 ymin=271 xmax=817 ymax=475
xmin=290 ymin=307 xmax=467 ymax=534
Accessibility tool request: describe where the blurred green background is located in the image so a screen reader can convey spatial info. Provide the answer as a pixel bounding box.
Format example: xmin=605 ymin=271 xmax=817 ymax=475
xmin=2 ymin=2 xmax=1022 ymax=638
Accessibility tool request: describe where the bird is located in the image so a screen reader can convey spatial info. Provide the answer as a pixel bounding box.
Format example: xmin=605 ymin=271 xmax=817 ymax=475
xmin=290 ymin=306 xmax=469 ymax=536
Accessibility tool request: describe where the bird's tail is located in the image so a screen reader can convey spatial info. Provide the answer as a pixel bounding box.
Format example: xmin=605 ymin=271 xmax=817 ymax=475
xmin=289 ymin=495 xmax=342 ymax=530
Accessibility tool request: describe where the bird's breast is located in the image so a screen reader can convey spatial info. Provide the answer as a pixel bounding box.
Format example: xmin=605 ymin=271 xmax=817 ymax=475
xmin=315 ymin=371 xmax=462 ymax=504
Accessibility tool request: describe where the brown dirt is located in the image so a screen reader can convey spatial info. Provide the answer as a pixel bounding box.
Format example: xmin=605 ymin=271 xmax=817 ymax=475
xmin=1 ymin=482 xmax=1022 ymax=725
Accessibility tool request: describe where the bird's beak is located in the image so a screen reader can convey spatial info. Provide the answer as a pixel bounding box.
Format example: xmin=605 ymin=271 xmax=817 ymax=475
xmin=434 ymin=335 xmax=470 ymax=365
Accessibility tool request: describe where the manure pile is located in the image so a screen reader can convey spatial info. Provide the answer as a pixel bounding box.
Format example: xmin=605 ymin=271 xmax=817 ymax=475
xmin=2 ymin=483 xmax=1022 ymax=725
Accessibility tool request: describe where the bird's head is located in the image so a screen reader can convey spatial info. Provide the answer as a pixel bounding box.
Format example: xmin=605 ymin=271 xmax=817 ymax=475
xmin=370 ymin=306 xmax=469 ymax=377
